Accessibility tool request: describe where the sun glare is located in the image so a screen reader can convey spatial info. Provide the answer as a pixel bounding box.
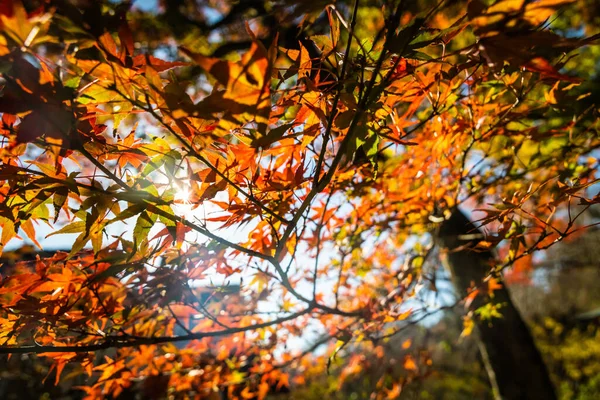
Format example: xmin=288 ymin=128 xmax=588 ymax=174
xmin=172 ymin=182 xmax=198 ymax=221
xmin=174 ymin=183 xmax=191 ymax=204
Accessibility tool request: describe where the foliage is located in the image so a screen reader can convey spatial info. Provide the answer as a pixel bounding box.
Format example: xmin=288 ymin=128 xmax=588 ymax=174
xmin=280 ymin=229 xmax=600 ymax=400
xmin=0 ymin=0 xmax=599 ymax=398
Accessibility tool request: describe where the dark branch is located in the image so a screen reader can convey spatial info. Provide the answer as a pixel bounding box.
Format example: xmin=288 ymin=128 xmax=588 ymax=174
xmin=0 ymin=308 xmax=312 ymax=354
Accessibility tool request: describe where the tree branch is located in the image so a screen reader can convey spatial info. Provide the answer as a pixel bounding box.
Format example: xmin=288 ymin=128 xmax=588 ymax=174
xmin=0 ymin=308 xmax=312 ymax=354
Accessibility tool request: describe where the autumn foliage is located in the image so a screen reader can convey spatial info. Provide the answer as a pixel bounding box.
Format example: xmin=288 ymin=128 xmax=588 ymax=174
xmin=0 ymin=0 xmax=599 ymax=398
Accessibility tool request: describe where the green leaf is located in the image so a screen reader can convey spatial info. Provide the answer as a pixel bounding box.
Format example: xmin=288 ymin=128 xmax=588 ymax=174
xmin=69 ymin=231 xmax=89 ymax=258
xmin=64 ymin=75 xmax=82 ymax=90
xmin=91 ymin=230 xmax=103 ymax=254
xmin=108 ymin=204 xmax=147 ymax=225
xmin=53 ymin=187 xmax=69 ymax=223
xmin=163 ymin=150 xmax=182 ymax=178
xmin=364 ymin=133 xmax=380 ymax=161
xmin=407 ymin=50 xmax=432 ymax=61
xmin=157 ymin=205 xmax=176 ymax=227
xmin=142 ymin=155 xmax=166 ymax=178
xmin=46 ymin=221 xmax=86 ymax=238
xmin=133 ymin=211 xmax=157 ymax=249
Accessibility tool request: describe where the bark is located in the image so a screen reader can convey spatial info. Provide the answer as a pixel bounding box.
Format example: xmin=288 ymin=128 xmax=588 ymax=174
xmin=437 ymin=209 xmax=556 ymax=400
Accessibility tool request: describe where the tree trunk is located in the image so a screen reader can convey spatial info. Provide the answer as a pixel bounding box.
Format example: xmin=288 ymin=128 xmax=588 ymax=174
xmin=437 ymin=209 xmax=556 ymax=400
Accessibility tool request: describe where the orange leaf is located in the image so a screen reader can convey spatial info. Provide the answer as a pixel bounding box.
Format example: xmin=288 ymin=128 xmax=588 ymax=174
xmin=403 ymin=355 xmax=417 ymax=371
xmin=21 ymin=219 xmax=42 ymax=249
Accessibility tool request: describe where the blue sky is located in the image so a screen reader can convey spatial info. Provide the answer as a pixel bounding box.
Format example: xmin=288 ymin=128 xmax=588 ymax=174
xmin=133 ymin=0 xmax=158 ymax=12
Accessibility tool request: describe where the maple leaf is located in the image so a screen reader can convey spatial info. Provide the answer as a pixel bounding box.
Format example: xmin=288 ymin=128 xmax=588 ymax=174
xmin=0 ymin=1 xmax=598 ymax=398
xmin=181 ymin=41 xmax=273 ymax=143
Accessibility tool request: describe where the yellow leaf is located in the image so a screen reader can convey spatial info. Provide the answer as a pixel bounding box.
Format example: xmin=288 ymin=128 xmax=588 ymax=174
xmin=544 ymin=81 xmax=560 ymax=105
xmin=0 ymin=35 xmax=10 ymax=56
xmin=181 ymin=42 xmax=272 ymax=139
xmin=0 ymin=218 xmax=17 ymax=253
xmin=281 ymin=298 xmax=295 ymax=312
xmin=230 ymin=370 xmax=246 ymax=385
xmin=524 ymin=0 xmax=574 ymax=27
xmin=461 ymin=315 xmax=475 ymax=338
xmin=0 ymin=1 xmax=34 ymax=45
xmin=250 ymin=272 xmax=269 ymax=293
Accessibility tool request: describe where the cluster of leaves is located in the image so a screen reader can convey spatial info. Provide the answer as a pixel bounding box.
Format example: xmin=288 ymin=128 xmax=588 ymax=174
xmin=279 ymin=229 xmax=600 ymax=400
xmin=0 ymin=0 xmax=599 ymax=398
